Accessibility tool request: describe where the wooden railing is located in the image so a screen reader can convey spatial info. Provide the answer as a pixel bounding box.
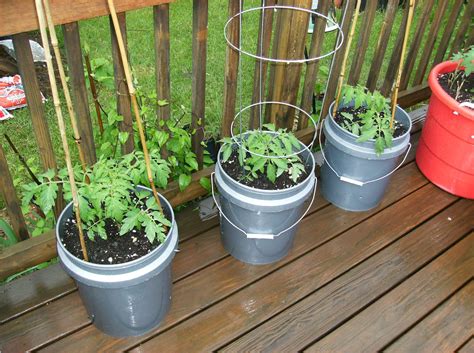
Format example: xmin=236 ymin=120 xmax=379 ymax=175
xmin=0 ymin=0 xmax=472 ymax=279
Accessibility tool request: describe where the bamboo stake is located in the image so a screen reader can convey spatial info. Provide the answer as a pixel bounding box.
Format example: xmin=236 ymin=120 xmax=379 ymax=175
xmin=35 ymin=0 xmax=89 ymax=262
xmin=42 ymin=0 xmax=88 ymax=174
xmin=333 ymin=0 xmax=362 ymax=115
xmin=107 ymin=0 xmax=163 ymax=212
xmin=84 ymin=52 xmax=105 ymax=136
xmin=390 ymin=0 xmax=415 ymax=128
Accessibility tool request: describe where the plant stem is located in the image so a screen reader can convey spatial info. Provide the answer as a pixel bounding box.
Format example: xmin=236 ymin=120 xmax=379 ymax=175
xmin=107 ymin=0 xmax=163 ymax=213
xmin=333 ymin=0 xmax=362 ymax=115
xmin=4 ymin=134 xmax=41 ymax=185
xmin=390 ymin=0 xmax=415 ymax=128
xmin=35 ymin=0 xmax=89 ymax=262
xmin=84 ymin=53 xmax=105 ymax=136
xmin=42 ymin=0 xmax=88 ymax=175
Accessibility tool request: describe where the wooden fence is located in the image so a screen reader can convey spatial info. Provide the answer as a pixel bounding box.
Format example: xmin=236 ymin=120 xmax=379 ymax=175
xmin=0 ymin=0 xmax=472 ymax=279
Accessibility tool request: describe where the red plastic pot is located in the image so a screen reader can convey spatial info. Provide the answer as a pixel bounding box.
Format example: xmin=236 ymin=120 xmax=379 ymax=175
xmin=416 ymin=61 xmax=474 ymax=199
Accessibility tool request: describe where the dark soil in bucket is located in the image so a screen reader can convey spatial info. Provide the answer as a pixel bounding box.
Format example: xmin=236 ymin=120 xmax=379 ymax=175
xmin=60 ymin=198 xmax=172 ymax=265
xmin=221 ymin=149 xmax=312 ymax=190
xmin=334 ymin=106 xmax=407 ymax=138
xmin=437 ymin=72 xmax=474 ymax=106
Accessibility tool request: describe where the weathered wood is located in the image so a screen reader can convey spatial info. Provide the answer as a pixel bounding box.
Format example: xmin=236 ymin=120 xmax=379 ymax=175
xmin=458 ymin=338 xmax=474 ymax=353
xmin=347 ymin=0 xmax=378 ymax=85
xmin=0 ymin=0 xmax=174 ymax=37
xmin=129 ymin=184 xmax=454 ymax=352
xmin=222 ymin=201 xmax=472 ymax=352
xmin=62 ymin=22 xmax=97 ymax=165
xmin=381 ymin=2 xmax=410 ymax=96
xmin=309 ymin=232 xmax=473 ymax=352
xmin=153 ymin=4 xmax=171 ymax=121
xmin=449 ymin=2 xmax=474 ymax=58
xmin=298 ymin=0 xmax=329 ymax=129
xmin=12 ymin=33 xmax=64 ymax=216
xmin=266 ymin=0 xmax=312 ymax=130
xmin=366 ymin=0 xmax=398 ymax=91
xmin=0 ymin=231 xmax=55 ymax=280
xmin=249 ymin=0 xmax=276 ymax=130
xmin=110 ymin=12 xmax=134 ymax=153
xmin=0 ymin=59 xmax=17 ymax=74
xmin=412 ymin=0 xmax=449 ymax=86
xmin=321 ymin=0 xmax=356 ymax=118
xmin=221 ymin=0 xmax=241 ymax=137
xmin=399 ymin=0 xmax=434 ymax=90
xmin=191 ymin=0 xmax=208 ymax=169
xmin=31 ymin=156 xmax=429 ymax=352
xmin=0 ymin=264 xmax=75 ymax=324
xmin=0 ymin=143 xmax=29 ymax=241
xmin=397 ymin=83 xmax=431 ymax=108
xmin=432 ymin=0 xmax=464 ymax=67
xmin=385 ymin=281 xmax=474 ymax=353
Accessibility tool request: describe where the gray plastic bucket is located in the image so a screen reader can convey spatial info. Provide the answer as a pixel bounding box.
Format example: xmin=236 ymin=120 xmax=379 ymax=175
xmin=213 ymin=135 xmax=316 ymax=265
xmin=56 ymin=187 xmax=178 ymax=337
xmin=320 ymin=102 xmax=412 ymax=211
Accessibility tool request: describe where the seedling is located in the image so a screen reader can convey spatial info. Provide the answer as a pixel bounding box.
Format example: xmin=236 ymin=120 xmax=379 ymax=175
xmin=448 ymin=46 xmax=474 ymax=101
xmin=221 ymin=124 xmax=306 ymax=184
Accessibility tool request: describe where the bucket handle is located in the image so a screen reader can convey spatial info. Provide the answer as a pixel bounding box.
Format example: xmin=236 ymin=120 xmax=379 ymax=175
xmin=319 ymin=118 xmax=412 ymax=186
xmin=210 ymin=172 xmax=317 ymax=239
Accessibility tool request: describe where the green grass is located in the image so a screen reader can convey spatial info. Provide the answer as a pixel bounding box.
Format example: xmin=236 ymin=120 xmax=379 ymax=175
xmin=0 ymin=0 xmax=466 ymax=212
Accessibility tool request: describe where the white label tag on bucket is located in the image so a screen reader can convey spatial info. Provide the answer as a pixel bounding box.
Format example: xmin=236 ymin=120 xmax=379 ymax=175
xmin=340 ymin=176 xmax=364 ymax=186
xmin=246 ymin=233 xmax=275 ymax=240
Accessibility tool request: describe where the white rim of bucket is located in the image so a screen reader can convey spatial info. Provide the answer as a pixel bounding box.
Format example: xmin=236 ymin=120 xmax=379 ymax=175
xmin=230 ymin=101 xmax=319 ymax=159
xmin=224 ymin=5 xmax=344 ymax=64
xmin=211 ymin=171 xmax=317 ymax=239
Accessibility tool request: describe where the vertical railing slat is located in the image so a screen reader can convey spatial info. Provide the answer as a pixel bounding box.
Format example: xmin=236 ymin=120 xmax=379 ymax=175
xmin=12 ymin=33 xmax=64 ymax=216
xmin=380 ymin=2 xmax=410 ymax=96
xmin=191 ymin=0 xmax=209 ymax=169
xmin=347 ymin=0 xmax=378 ymax=86
xmin=221 ymin=0 xmax=241 ymax=137
xmin=366 ymin=0 xmax=398 ymax=92
xmin=0 ymin=142 xmax=30 ymax=241
xmin=431 ymin=0 xmax=464 ymax=67
xmin=399 ymin=0 xmax=434 ymax=90
xmin=412 ymin=0 xmax=449 ymax=86
xmin=448 ymin=2 xmax=473 ymax=57
xmin=249 ymin=0 xmax=276 ymax=130
xmin=154 ymin=4 xmax=171 ymax=122
xmin=321 ymin=0 xmax=356 ymax=118
xmin=62 ymin=22 xmax=97 ymax=165
xmin=298 ymin=0 xmax=329 ymax=129
xmin=266 ymin=0 xmax=311 ymax=130
xmin=110 ymin=12 xmax=134 ymax=154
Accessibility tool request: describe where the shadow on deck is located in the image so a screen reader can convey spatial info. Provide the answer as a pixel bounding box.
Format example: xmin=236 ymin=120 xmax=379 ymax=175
xmin=1 ymin=108 xmax=473 ymax=352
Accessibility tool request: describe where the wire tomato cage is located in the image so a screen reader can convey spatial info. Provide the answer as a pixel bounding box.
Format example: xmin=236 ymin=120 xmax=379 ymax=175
xmin=223 ymin=2 xmax=346 ymax=165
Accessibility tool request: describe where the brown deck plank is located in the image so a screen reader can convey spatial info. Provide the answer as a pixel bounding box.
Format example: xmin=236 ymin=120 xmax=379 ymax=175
xmin=458 ymin=337 xmax=474 ymax=353
xmin=38 ymin=160 xmax=429 ymax=352
xmin=125 ymin=185 xmax=456 ymax=352
xmin=385 ymin=280 xmax=474 ymax=353
xmin=221 ymin=200 xmax=474 ymax=352
xmin=307 ymin=233 xmax=473 ymax=352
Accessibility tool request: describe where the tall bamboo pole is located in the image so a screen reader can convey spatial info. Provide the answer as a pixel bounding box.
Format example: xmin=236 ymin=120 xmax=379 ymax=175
xmin=333 ymin=0 xmax=362 ymax=115
xmin=42 ymin=0 xmax=88 ymax=174
xmin=35 ymin=0 xmax=89 ymax=261
xmin=390 ymin=0 xmax=415 ymax=128
xmin=107 ymin=0 xmax=163 ymax=212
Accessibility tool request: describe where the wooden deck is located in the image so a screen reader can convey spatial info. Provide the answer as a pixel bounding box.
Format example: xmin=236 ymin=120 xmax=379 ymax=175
xmin=1 ymin=113 xmax=473 ymax=352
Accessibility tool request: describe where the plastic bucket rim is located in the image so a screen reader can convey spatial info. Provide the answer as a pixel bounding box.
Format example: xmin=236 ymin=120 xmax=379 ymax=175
xmin=56 ymin=186 xmax=176 ymax=270
xmin=428 ymin=61 xmax=474 ymax=121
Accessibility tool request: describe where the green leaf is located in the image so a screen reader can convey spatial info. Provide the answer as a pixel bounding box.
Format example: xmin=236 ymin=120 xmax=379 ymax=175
xmin=118 ymin=132 xmax=129 ymax=145
xmin=0 ymin=220 xmax=18 ymax=247
xmin=262 ymin=123 xmax=276 ymax=131
xmin=341 ymin=112 xmax=354 ymax=121
xmin=199 ymin=177 xmax=211 ymax=192
xmin=178 ymin=174 xmax=192 ymax=191
xmin=157 ymin=99 xmax=168 ymax=107
xmin=375 ymin=136 xmax=385 ymax=155
xmin=267 ymin=163 xmax=276 ymax=183
xmin=356 ymin=127 xmax=377 ymax=142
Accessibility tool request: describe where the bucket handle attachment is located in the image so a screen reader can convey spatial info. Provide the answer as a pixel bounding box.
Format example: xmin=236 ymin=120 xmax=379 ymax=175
xmin=319 ymin=118 xmax=412 ymax=186
xmin=210 ymin=172 xmax=316 ymax=239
